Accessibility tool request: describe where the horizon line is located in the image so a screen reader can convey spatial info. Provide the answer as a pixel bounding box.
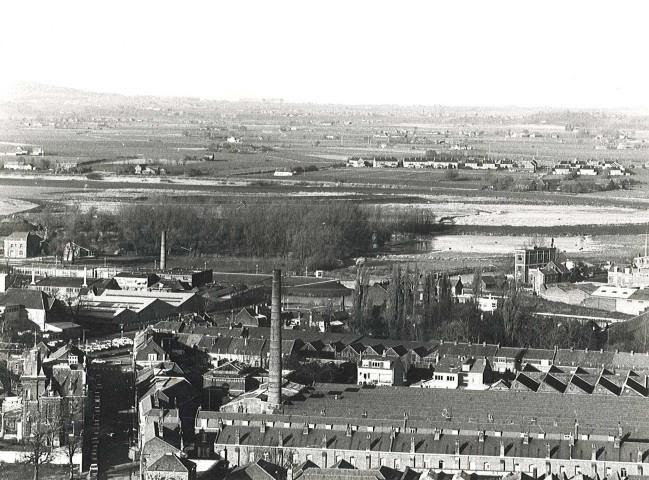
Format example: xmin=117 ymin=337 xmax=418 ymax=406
xmin=3 ymin=81 xmax=647 ymax=114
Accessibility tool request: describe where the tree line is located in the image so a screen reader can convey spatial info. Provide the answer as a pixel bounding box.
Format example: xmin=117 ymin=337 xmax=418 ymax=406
xmin=32 ymin=202 xmax=444 ymax=270
xmin=351 ymin=265 xmax=636 ymax=351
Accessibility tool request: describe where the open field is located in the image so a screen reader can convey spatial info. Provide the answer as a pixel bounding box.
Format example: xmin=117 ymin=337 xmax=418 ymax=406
xmin=2 ymin=90 xmax=649 ymax=277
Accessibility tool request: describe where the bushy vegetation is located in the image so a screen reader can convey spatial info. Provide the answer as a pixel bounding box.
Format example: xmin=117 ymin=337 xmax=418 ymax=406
xmin=34 ymin=202 xmax=445 ymax=270
xmin=351 ymin=266 xmax=628 ymax=351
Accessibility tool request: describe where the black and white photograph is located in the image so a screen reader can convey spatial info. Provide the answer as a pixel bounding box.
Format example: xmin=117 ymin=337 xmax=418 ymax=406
xmin=0 ymin=1 xmax=648 ymax=479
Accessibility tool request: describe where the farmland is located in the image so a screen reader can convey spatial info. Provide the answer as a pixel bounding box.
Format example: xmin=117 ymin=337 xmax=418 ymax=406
xmin=1 ymin=86 xmax=649 ymax=276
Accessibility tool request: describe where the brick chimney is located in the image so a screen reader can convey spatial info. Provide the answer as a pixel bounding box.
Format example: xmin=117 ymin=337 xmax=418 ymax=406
xmin=160 ymin=230 xmax=167 ymax=270
xmin=268 ymin=269 xmax=282 ymax=407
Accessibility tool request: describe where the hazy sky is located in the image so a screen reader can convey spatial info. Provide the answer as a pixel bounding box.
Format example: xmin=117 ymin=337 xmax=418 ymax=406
xmin=2 ymin=0 xmax=648 ymax=109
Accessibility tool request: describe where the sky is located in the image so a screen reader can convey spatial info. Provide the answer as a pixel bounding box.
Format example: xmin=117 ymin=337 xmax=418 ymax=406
xmin=1 ymin=0 xmax=648 ymax=109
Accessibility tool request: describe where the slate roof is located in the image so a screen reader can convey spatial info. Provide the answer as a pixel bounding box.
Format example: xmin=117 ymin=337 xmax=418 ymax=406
xmin=226 ymin=459 xmax=287 ymax=480
xmin=4 ymin=232 xmax=31 ymax=241
xmin=143 ymin=435 xmax=181 ymax=463
xmin=212 ymin=426 xmax=649 ymax=463
xmin=205 ymin=382 xmax=649 ymax=436
xmin=555 ymin=349 xmax=615 ymax=369
xmin=437 ymin=342 xmax=499 ymax=360
xmin=45 ymin=343 xmax=85 ymax=364
xmin=147 ymin=452 xmax=195 ymax=473
xmin=34 ymin=277 xmax=103 ymax=288
xmin=0 ymin=288 xmax=51 ymax=310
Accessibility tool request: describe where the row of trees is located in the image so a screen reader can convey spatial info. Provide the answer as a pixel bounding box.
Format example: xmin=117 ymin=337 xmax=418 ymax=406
xmin=33 ymin=202 xmax=445 ymax=270
xmin=351 ymin=265 xmax=621 ymax=351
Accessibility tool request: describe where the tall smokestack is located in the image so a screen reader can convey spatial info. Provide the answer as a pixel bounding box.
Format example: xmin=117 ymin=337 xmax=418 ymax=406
xmin=268 ymin=268 xmax=282 ymax=407
xmin=160 ymin=230 xmax=167 ymax=270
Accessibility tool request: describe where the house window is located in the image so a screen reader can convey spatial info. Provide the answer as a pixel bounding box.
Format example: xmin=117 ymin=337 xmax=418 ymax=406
xmin=485 ymin=463 xmax=490 ymax=471
xmin=336 ymin=455 xmax=342 ymax=463
xmin=500 ymin=460 xmax=505 ymax=471
xmin=349 ymin=457 xmax=355 ymax=467
xmin=560 ymin=466 xmax=566 ymax=475
xmin=606 ymin=467 xmax=612 ymax=477
xmin=515 ymin=464 xmax=521 ymax=472
xmin=148 ymin=353 xmax=157 ymax=362
xmin=306 ymin=454 xmax=313 ymax=461
xmin=380 ymin=458 xmax=386 ymax=467
xmin=620 ymin=468 xmax=627 ymax=478
xmin=69 ymin=355 xmax=78 ymax=365
xmin=439 ymin=461 xmax=444 ymax=469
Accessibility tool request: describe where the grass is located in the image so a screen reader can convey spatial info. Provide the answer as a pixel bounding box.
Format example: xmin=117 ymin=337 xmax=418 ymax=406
xmin=0 ymin=464 xmax=77 ymax=480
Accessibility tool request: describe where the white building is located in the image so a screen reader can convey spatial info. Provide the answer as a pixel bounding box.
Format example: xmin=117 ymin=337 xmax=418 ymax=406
xmin=477 ymin=295 xmax=499 ymax=313
xmin=357 ymin=356 xmax=404 ymax=386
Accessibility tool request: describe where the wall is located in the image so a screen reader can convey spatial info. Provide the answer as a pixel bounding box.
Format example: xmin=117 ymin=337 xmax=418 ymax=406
xmin=216 ymin=442 xmax=643 ymax=478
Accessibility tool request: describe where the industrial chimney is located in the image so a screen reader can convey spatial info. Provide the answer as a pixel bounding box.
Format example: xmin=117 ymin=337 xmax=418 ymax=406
xmin=160 ymin=230 xmax=167 ymax=270
xmin=268 ymin=268 xmax=282 ymax=407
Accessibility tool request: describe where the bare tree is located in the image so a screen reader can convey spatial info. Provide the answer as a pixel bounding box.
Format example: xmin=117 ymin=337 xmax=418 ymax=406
xmin=500 ymin=281 xmax=523 ymax=345
xmin=23 ymin=408 xmax=56 ymax=480
xmin=472 ymin=269 xmax=483 ymax=297
xmin=59 ymin=400 xmax=84 ymax=480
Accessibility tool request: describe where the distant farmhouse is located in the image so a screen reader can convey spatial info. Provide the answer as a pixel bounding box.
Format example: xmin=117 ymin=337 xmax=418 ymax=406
xmin=3 ymin=160 xmax=35 ymax=171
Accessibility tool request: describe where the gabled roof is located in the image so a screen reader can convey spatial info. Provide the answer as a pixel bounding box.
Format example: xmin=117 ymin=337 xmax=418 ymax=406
xmin=490 ymin=379 xmax=511 ymax=390
xmin=143 ymin=435 xmax=181 ymax=460
xmin=45 ymin=343 xmax=85 ymax=364
xmin=147 ymin=453 xmax=195 ymax=473
xmin=622 ymin=372 xmax=648 ymax=397
xmin=539 ymin=373 xmax=568 ymax=394
xmin=343 ymin=343 xmax=365 ymax=355
xmin=4 ymin=231 xmax=33 ymax=241
xmin=596 ymin=373 xmax=623 ymax=395
xmin=135 ymin=337 xmax=166 ymax=361
xmin=226 ymin=459 xmax=287 ymax=480
xmin=511 ymin=372 xmax=540 ymax=392
xmin=0 ymin=288 xmax=51 ymax=311
xmin=566 ymin=373 xmax=596 ymax=395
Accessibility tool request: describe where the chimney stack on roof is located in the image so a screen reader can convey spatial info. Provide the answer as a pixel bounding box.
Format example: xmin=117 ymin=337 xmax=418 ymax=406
xmin=268 ymin=269 xmax=282 ymax=407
